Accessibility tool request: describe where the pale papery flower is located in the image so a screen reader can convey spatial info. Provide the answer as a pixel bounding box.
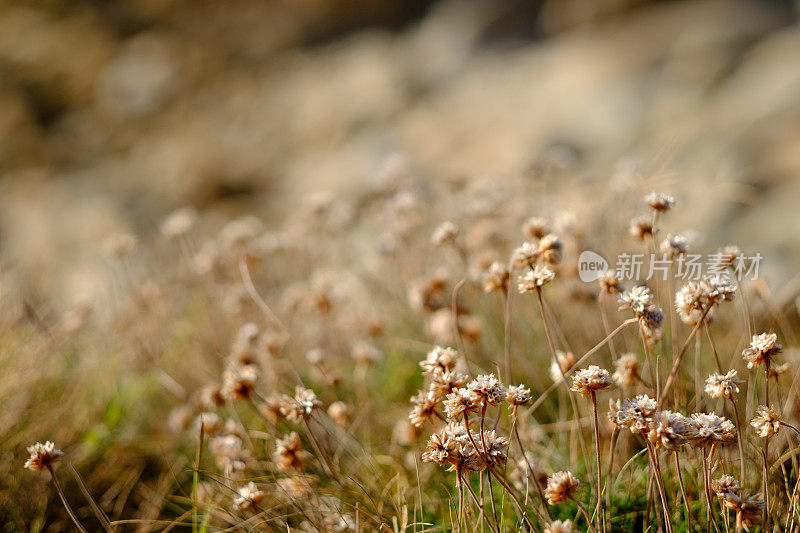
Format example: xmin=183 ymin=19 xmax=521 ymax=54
xmin=659 ymin=233 xmax=689 ymax=258
xmin=429 ymin=370 xmax=468 ymax=400
xmin=538 ymin=234 xmax=563 ymax=265
xmin=618 ymin=286 xmax=652 ymax=314
xmin=689 ymin=412 xmax=735 ymax=447
xmin=511 ymin=242 xmax=540 ymax=269
xmin=517 ymin=265 xmax=555 ymax=293
xmin=722 ymin=491 xmax=764 ymax=526
xmin=443 ymin=388 xmax=478 ymax=419
xmin=467 ymin=373 xmax=506 ymax=406
xmin=545 ymin=471 xmax=579 ymax=505
xmin=419 ymin=346 xmax=458 ymax=376
xmin=409 ymin=390 xmax=441 ymax=428
xmin=751 ymin=405 xmax=781 ymax=438
xmin=482 ymin=261 xmax=510 ymax=293
xmin=475 ymin=430 xmax=509 ymax=467
xmin=742 ymin=332 xmax=782 ymax=368
xmin=704 ymin=370 xmax=743 ymax=399
xmin=431 ymin=221 xmax=459 ymax=245
xmin=648 ymin=410 xmax=691 ymax=451
xmin=522 ymin=217 xmax=549 ymax=239
xmin=598 ymin=271 xmax=624 ymax=294
xmin=570 ymin=365 xmax=612 ymax=398
xmin=608 ymin=395 xmax=658 ymax=434
xmin=273 ymin=432 xmax=307 ymax=471
xmin=645 ymin=191 xmax=675 ymax=212
xmin=232 ymin=482 xmax=264 ymax=511
xmin=550 ymin=350 xmax=576 ymax=382
xmin=160 ymin=206 xmax=198 ymax=240
xmin=544 ymin=520 xmax=577 ymax=533
xmin=195 ymin=412 xmax=224 ymax=436
xmin=506 ymin=385 xmax=532 ymax=406
xmin=222 ymin=364 xmax=259 ymax=401
xmin=24 ymin=442 xmax=63 ymax=472
xmin=629 ymin=216 xmax=654 ymax=240
xmin=612 ymin=353 xmax=641 ymax=387
xmin=711 ymin=475 xmax=741 ymax=498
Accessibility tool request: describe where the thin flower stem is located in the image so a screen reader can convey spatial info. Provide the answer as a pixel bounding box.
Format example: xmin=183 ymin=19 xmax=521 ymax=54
xmin=590 ymin=391 xmax=604 ymax=533
xmin=645 ymin=440 xmax=673 ymax=533
xmin=510 ymin=408 xmax=552 ymax=519
xmin=480 ymin=404 xmax=500 ymax=525
xmin=47 ymin=465 xmax=90 ymax=533
xmin=674 ymin=452 xmax=692 ymax=533
xmin=764 ymin=363 xmax=771 ymax=530
xmin=660 ymin=305 xmax=713 ymax=404
xmin=729 ymin=397 xmax=746 ymax=483
xmin=568 ymin=495 xmax=597 ymax=533
xmin=461 ymin=471 xmax=501 ymax=533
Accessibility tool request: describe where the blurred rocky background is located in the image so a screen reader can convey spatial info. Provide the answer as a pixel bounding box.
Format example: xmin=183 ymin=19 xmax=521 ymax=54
xmin=2 ymin=0 xmax=800 ymax=306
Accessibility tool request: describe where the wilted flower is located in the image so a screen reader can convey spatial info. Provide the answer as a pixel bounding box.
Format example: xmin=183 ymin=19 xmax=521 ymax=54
xmin=722 ymin=492 xmax=764 ymax=526
xmin=24 ymin=442 xmax=64 ymax=472
xmin=409 ymin=390 xmax=441 ymax=428
xmin=689 ymin=412 xmax=735 ymax=447
xmin=419 ymin=346 xmax=458 ymax=376
xmin=742 ymin=333 xmax=782 ymax=368
xmin=608 ymin=395 xmax=658 ymax=434
xmin=467 ymin=374 xmax=506 ymax=406
xmin=648 ymin=411 xmax=691 ymax=451
xmin=443 ymin=388 xmax=478 ymax=419
xmin=711 ymin=475 xmax=741 ymax=498
xmin=704 ymin=370 xmax=743 ymax=399
xmin=545 ymin=471 xmax=579 ymax=505
xmin=482 ymin=261 xmax=510 ymax=293
xmin=195 ymin=412 xmax=224 ymax=436
xmin=160 ymin=206 xmax=198 ymax=240
xmin=476 ymin=430 xmax=509 ymax=467
xmin=232 ymin=482 xmax=264 ymax=511
xmin=538 ymin=234 xmax=563 ymax=265
xmin=550 ymin=350 xmax=576 ymax=382
xmin=629 ymin=216 xmax=654 ymax=240
xmin=598 ymin=271 xmax=624 ymax=294
xmin=431 ymin=221 xmax=459 ymax=245
xmin=645 ymin=192 xmax=675 ymax=212
xmin=506 ymin=385 xmax=532 ymax=406
xmin=570 ymin=366 xmax=612 ymax=398
xmin=618 ymin=286 xmax=652 ymax=314
xmin=274 ymin=432 xmax=307 ymax=471
xmin=522 ymin=217 xmax=549 ymax=239
xmin=222 ymin=365 xmax=259 ymax=401
xmin=660 ymin=234 xmax=689 ymax=258
xmin=544 ymin=520 xmax=577 ymax=533
xmin=517 ymin=265 xmax=555 ymax=292
xmin=511 ymin=242 xmax=540 ymax=269
xmin=327 ymin=401 xmax=352 ymax=426
xmin=612 ymin=353 xmax=640 ymax=387
xmin=751 ymin=406 xmax=781 ymax=438
xmin=429 ymin=370 xmax=468 ymax=400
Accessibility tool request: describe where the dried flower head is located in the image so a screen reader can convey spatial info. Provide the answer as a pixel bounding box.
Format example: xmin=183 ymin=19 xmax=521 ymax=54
xmin=327 ymin=401 xmax=352 ymax=426
xmin=704 ymin=370 xmax=743 ymax=399
xmin=222 ymin=365 xmax=259 ymax=401
xmin=550 ymin=350 xmax=576 ymax=382
xmin=351 ymin=341 xmax=382 ymax=366
xmin=689 ymin=412 xmax=735 ymax=447
xmin=545 ymin=471 xmax=579 ymax=505
xmin=506 ymin=385 xmax=532 ymax=406
xmin=544 ymin=520 xmax=577 ymax=533
xmin=645 ymin=192 xmax=675 ymax=212
xmin=161 ymin=206 xmax=198 ymax=240
xmin=629 ymin=216 xmax=654 ymax=240
xmin=476 ymin=430 xmax=509 ymax=467
xmin=538 ymin=234 xmax=563 ymax=265
xmin=612 ymin=353 xmax=641 ymax=387
xmin=522 ymin=217 xmax=549 ymax=239
xmin=711 ymin=475 xmax=741 ymax=498
xmin=195 ymin=412 xmax=224 ymax=436
xmin=409 ymin=390 xmax=441 ymax=428
xmin=639 ymin=305 xmax=665 ymax=344
xmin=511 ymin=242 xmax=540 ymax=269
xmin=598 ymin=271 xmax=624 ymax=295
xmin=233 ymin=482 xmax=264 ymax=511
xmin=443 ymin=388 xmax=478 ymax=419
xmin=742 ymin=332 xmax=782 ymax=368
xmin=713 ymin=245 xmax=742 ymax=269
xmin=648 ymin=411 xmax=691 ymax=451
xmin=419 ymin=346 xmax=458 ymax=376
xmin=619 ymin=286 xmax=653 ymax=314
xmin=659 ymin=234 xmax=689 ymax=258
xmin=200 ymin=384 xmax=226 ymax=410
xmin=608 ymin=395 xmax=658 ymax=434
xmin=517 ymin=265 xmax=555 ymax=293
xmin=751 ymin=406 xmax=781 ymax=438
xmin=722 ymin=492 xmax=764 ymax=525
xmin=274 ymin=432 xmax=308 ymax=471
xmin=467 ymin=374 xmax=506 ymax=406
xmin=292 ymin=387 xmax=321 ymax=421
xmin=482 ymin=261 xmax=510 ymax=293
xmin=570 ymin=365 xmax=612 ymax=398
xmin=431 ymin=221 xmax=459 ymax=246
xmin=429 ymin=370 xmax=469 ymax=400
xmin=24 ymin=442 xmax=64 ymax=472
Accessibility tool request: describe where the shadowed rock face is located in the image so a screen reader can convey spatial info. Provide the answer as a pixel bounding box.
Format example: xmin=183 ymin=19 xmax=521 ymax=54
xmin=1 ymin=0 xmax=799 ymax=300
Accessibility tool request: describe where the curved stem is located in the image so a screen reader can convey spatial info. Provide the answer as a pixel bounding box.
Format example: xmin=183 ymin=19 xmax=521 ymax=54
xmin=47 ymin=466 xmax=90 ymax=533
